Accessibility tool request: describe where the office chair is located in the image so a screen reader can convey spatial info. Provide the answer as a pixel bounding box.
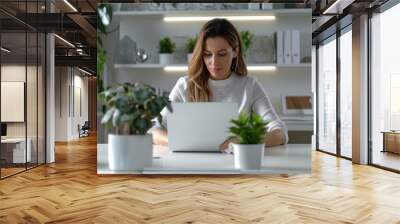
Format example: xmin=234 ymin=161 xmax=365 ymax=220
xmin=78 ymin=121 xmax=90 ymax=138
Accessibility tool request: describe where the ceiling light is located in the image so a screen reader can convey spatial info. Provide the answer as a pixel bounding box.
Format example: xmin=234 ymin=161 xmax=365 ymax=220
xmin=322 ymin=0 xmax=348 ymax=15
xmin=63 ymin=0 xmax=78 ymax=12
xmin=1 ymin=47 xmax=11 ymax=53
xmin=78 ymin=67 xmax=92 ymax=76
xmin=164 ymin=65 xmax=276 ymax=72
xmin=54 ymin=34 xmax=75 ymax=48
xmin=164 ymin=15 xmax=276 ymax=22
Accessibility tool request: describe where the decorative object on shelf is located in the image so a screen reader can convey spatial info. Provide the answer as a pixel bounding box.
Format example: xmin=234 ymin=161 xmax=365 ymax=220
xmin=199 ymin=3 xmax=217 ymax=10
xmin=301 ymin=56 xmax=311 ymax=63
xmin=248 ymin=3 xmax=261 ymax=10
xmin=221 ymin=3 xmax=235 ymax=10
xmin=240 ymin=30 xmax=254 ymax=58
xmin=228 ymin=112 xmax=268 ymax=170
xmin=159 ymin=37 xmax=176 ymax=65
xmin=163 ymin=3 xmax=179 ymax=11
xmin=186 ymin=36 xmax=198 ymax=63
xmin=172 ymin=36 xmax=187 ymax=64
xmin=248 ymin=35 xmax=276 ymax=63
xmin=100 ymin=82 xmax=172 ymax=171
xmin=262 ymin=3 xmax=273 ymax=10
xmin=148 ymin=3 xmax=164 ymax=11
xmin=117 ymin=35 xmax=137 ymax=64
xmin=136 ymin=48 xmax=150 ymax=63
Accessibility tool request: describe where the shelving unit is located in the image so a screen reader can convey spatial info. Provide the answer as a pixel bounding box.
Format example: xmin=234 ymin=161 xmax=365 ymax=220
xmin=114 ymin=63 xmax=311 ymax=69
xmin=114 ymin=9 xmax=311 ymax=17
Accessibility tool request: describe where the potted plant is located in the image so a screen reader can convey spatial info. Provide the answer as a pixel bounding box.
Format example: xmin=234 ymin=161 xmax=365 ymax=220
xmin=186 ymin=36 xmax=197 ymax=63
xmin=100 ymin=82 xmax=172 ymax=171
xmin=240 ymin=30 xmax=254 ymax=58
xmin=228 ymin=112 xmax=268 ymax=170
xmin=159 ymin=37 xmax=176 ymax=65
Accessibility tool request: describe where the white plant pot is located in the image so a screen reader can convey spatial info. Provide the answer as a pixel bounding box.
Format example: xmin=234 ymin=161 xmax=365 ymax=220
xmin=187 ymin=53 xmax=193 ymax=64
xmin=159 ymin=53 xmax=174 ymax=65
xmin=232 ymin=143 xmax=264 ymax=170
xmin=108 ymin=134 xmax=153 ymax=171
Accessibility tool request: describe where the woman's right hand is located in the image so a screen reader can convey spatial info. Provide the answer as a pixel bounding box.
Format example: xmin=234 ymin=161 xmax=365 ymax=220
xmin=219 ymin=137 xmax=239 ymax=153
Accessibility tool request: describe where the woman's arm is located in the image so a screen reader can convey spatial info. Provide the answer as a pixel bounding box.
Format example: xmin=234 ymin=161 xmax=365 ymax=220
xmin=251 ymin=79 xmax=289 ymax=145
xmin=152 ymin=128 xmax=169 ymax=146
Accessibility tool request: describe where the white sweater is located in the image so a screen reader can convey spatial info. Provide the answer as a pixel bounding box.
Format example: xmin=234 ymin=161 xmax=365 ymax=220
xmin=151 ymin=72 xmax=288 ymax=144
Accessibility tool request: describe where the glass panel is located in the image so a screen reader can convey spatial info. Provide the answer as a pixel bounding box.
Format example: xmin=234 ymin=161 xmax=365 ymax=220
xmin=38 ymin=32 xmax=45 ymax=165
xmin=27 ymin=30 xmax=38 ymax=169
xmin=371 ymin=3 xmax=400 ymax=171
xmin=340 ymin=28 xmax=352 ymax=158
xmin=318 ymin=36 xmax=337 ymax=154
xmin=1 ymin=30 xmax=27 ymax=177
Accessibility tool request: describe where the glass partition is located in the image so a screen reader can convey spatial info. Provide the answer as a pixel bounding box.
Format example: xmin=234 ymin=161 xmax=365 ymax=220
xmin=1 ymin=31 xmax=28 ymax=177
xmin=370 ymin=3 xmax=400 ymax=171
xmin=317 ymin=35 xmax=337 ymax=155
xmin=0 ymin=1 xmax=46 ymax=179
xmin=339 ymin=27 xmax=352 ymax=158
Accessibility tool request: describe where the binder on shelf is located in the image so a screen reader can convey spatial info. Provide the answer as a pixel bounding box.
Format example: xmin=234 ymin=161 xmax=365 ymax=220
xmin=284 ymin=30 xmax=292 ymax=64
xmin=276 ymin=30 xmax=284 ymax=64
xmin=291 ymin=30 xmax=300 ymax=64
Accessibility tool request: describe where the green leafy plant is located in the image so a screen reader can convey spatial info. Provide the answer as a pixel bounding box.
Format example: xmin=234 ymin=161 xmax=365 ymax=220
xmin=229 ymin=112 xmax=268 ymax=144
xmin=159 ymin=37 xmax=176 ymax=54
xmin=100 ymin=83 xmax=172 ymax=135
xmin=240 ymin=30 xmax=254 ymax=57
xmin=97 ymin=3 xmax=113 ymax=94
xmin=186 ymin=36 xmax=198 ymax=53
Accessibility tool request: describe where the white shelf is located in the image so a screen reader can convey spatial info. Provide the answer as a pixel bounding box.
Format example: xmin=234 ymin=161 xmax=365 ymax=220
xmin=114 ymin=63 xmax=311 ymax=69
xmin=114 ymin=9 xmax=311 ymax=16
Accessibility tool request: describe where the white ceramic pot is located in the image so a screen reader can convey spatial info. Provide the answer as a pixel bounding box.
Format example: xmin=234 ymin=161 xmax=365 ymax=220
xmin=187 ymin=53 xmax=193 ymax=64
xmin=159 ymin=53 xmax=174 ymax=65
xmin=232 ymin=143 xmax=264 ymax=170
xmin=108 ymin=134 xmax=153 ymax=171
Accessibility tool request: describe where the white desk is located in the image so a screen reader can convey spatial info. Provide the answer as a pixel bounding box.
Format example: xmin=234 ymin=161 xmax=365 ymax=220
xmin=97 ymin=144 xmax=311 ymax=174
xmin=1 ymin=138 xmax=32 ymax=163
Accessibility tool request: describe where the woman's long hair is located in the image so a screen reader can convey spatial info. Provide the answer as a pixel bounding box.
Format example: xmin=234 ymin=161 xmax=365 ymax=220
xmin=187 ymin=18 xmax=247 ymax=102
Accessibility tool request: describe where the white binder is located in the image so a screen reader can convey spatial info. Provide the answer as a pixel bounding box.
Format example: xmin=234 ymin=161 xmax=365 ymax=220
xmin=276 ymin=30 xmax=284 ymax=64
xmin=284 ymin=30 xmax=292 ymax=64
xmin=291 ymin=30 xmax=300 ymax=64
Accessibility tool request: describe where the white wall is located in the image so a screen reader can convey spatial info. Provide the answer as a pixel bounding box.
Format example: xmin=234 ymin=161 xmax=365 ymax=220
xmin=55 ymin=67 xmax=89 ymax=141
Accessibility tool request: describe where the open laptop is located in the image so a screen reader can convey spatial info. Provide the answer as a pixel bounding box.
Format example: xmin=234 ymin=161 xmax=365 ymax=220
xmin=167 ymin=102 xmax=238 ymax=152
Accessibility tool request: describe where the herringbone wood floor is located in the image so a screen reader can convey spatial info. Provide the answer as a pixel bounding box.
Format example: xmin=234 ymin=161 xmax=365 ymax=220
xmin=1 ymin=134 xmax=400 ymax=224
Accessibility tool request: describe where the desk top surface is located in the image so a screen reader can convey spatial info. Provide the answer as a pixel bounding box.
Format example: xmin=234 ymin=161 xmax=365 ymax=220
xmin=97 ymin=144 xmax=312 ymax=175
xmin=1 ymin=138 xmax=28 ymax=143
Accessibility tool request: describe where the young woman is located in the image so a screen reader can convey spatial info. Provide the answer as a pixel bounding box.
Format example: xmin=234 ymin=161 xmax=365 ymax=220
xmin=151 ymin=18 xmax=288 ymax=151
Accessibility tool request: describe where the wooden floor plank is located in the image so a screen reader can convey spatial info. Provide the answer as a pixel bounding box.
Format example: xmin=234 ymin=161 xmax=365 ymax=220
xmin=0 ymin=134 xmax=399 ymax=223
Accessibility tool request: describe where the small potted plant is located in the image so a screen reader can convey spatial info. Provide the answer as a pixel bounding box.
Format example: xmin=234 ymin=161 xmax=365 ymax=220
xmin=159 ymin=37 xmax=176 ymax=65
xmin=186 ymin=36 xmax=197 ymax=63
xmin=100 ymin=82 xmax=172 ymax=171
xmin=228 ymin=112 xmax=268 ymax=170
xmin=240 ymin=30 xmax=254 ymax=58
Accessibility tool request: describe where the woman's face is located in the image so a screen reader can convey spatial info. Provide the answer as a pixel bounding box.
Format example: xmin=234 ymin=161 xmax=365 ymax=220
xmin=203 ymin=36 xmax=238 ymax=80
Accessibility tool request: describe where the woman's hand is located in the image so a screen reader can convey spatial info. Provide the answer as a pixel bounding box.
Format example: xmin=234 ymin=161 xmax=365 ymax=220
xmin=219 ymin=137 xmax=239 ymax=152
xmin=264 ymin=128 xmax=286 ymax=147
